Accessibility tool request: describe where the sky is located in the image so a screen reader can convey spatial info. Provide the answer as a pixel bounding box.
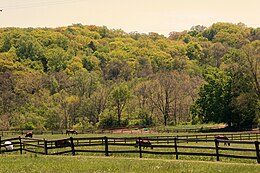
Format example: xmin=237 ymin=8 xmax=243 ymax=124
xmin=0 ymin=0 xmax=259 ymax=36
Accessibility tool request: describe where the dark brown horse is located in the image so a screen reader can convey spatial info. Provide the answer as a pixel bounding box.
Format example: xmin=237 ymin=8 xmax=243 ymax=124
xmin=135 ymin=139 xmax=153 ymax=149
xmin=66 ymin=129 xmax=78 ymax=135
xmin=215 ymin=135 xmax=230 ymax=146
xmin=25 ymin=131 xmax=33 ymax=138
xmin=55 ymin=140 xmax=71 ymax=148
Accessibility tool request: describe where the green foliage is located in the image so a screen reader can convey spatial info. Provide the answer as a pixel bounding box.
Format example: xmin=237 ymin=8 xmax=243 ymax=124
xmin=0 ymin=22 xmax=259 ymax=130
xmin=110 ymin=84 xmax=131 ymax=125
xmin=194 ymin=68 xmax=234 ymax=124
xmin=192 ymin=66 xmax=259 ymax=126
xmin=45 ymin=47 xmax=70 ymax=72
xmin=23 ymin=122 xmax=35 ymax=130
xmin=186 ymin=42 xmax=204 ymax=62
xmin=98 ymin=111 xmax=118 ymax=128
xmin=136 ymin=109 xmax=153 ymax=126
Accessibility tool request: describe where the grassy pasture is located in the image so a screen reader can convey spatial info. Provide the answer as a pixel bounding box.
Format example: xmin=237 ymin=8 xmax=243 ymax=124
xmin=1 ymin=132 xmax=260 ymax=164
xmin=0 ymin=155 xmax=260 ymax=173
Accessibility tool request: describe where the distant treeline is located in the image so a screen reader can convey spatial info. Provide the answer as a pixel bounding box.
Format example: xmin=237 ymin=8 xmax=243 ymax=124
xmin=0 ymin=22 xmax=259 ymax=130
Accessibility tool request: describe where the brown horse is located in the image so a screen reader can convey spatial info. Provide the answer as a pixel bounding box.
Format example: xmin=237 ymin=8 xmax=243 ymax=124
xmin=66 ymin=129 xmax=78 ymax=135
xmin=215 ymin=135 xmax=230 ymax=146
xmin=135 ymin=139 xmax=153 ymax=149
xmin=25 ymin=131 xmax=33 ymax=138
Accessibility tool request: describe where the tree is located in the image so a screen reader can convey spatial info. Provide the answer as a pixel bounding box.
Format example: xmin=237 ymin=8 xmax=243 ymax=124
xmin=242 ymin=41 xmax=260 ymax=99
xmin=186 ymin=42 xmax=204 ymax=63
xmin=135 ymin=57 xmax=153 ymax=78
xmin=221 ymin=45 xmax=259 ymax=126
xmin=16 ymin=34 xmax=44 ymax=61
xmin=208 ymin=42 xmax=226 ymax=68
xmin=70 ymin=70 xmax=99 ymax=98
xmin=148 ymin=72 xmax=184 ymax=126
xmin=45 ymin=47 xmax=70 ymax=72
xmin=0 ymin=72 xmax=16 ymax=129
xmin=192 ymin=68 xmax=234 ymax=126
xmin=89 ymin=86 xmax=109 ymax=124
xmin=110 ymin=84 xmax=130 ymax=125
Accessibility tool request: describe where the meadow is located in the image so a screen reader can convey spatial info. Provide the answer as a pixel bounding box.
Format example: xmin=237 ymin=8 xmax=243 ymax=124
xmin=1 ymin=131 xmax=260 ymax=164
xmin=0 ymin=155 xmax=260 ymax=173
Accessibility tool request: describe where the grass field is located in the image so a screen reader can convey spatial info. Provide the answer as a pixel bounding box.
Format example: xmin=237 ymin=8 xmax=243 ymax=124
xmin=1 ymin=132 xmax=260 ymax=164
xmin=0 ymin=155 xmax=260 ymax=173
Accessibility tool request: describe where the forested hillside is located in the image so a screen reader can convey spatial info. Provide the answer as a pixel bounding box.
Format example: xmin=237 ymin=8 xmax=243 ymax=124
xmin=0 ymin=22 xmax=259 ymax=130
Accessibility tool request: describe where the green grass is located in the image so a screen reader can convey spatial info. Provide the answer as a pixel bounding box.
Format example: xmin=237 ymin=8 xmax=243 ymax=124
xmin=0 ymin=155 xmax=260 ymax=173
xmin=1 ymin=133 xmax=260 ymax=164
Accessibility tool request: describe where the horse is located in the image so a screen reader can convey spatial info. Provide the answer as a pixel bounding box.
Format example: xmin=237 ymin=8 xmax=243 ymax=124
xmin=66 ymin=129 xmax=78 ymax=135
xmin=25 ymin=131 xmax=33 ymax=138
xmin=215 ymin=135 xmax=230 ymax=146
xmin=55 ymin=139 xmax=71 ymax=148
xmin=135 ymin=139 xmax=153 ymax=149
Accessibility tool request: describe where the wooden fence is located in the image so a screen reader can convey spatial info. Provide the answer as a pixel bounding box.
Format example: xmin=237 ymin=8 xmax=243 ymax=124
xmin=155 ymin=125 xmax=260 ymax=133
xmin=1 ymin=126 xmax=259 ymax=136
xmin=1 ymin=133 xmax=260 ymax=164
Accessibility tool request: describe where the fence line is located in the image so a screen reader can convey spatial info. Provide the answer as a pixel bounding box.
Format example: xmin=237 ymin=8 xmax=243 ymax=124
xmin=1 ymin=134 xmax=260 ymax=164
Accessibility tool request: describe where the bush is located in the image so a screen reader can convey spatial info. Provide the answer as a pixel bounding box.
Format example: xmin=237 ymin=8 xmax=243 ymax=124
xmin=23 ymin=122 xmax=35 ymax=130
xmin=98 ymin=115 xmax=118 ymax=128
xmin=137 ymin=109 xmax=153 ymax=126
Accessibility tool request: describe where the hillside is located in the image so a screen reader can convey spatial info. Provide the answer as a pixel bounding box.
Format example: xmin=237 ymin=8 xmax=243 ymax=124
xmin=0 ymin=22 xmax=259 ymax=130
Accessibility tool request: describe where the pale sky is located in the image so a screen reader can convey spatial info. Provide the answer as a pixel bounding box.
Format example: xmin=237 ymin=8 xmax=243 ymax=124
xmin=0 ymin=0 xmax=259 ymax=36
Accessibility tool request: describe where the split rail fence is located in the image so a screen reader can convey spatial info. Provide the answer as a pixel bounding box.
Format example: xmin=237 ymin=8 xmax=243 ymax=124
xmin=1 ymin=132 xmax=260 ymax=164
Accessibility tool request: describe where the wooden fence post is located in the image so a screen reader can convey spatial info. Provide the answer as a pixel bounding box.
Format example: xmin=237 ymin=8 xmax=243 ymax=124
xmin=215 ymin=139 xmax=219 ymax=161
xmin=44 ymin=139 xmax=48 ymax=155
xmin=19 ymin=136 xmax=22 ymax=155
xmin=255 ymin=141 xmax=260 ymax=164
xmin=70 ymin=137 xmax=75 ymax=156
xmin=138 ymin=137 xmax=142 ymax=158
xmin=104 ymin=136 xmax=109 ymax=156
xmin=174 ymin=137 xmax=178 ymax=160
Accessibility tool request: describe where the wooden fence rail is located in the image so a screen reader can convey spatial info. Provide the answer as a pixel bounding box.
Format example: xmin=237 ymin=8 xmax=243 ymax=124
xmin=1 ymin=130 xmax=260 ymax=142
xmin=1 ymin=135 xmax=260 ymax=164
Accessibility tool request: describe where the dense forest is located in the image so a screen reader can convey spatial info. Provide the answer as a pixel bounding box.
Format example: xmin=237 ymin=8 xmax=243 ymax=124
xmin=0 ymin=22 xmax=259 ymax=131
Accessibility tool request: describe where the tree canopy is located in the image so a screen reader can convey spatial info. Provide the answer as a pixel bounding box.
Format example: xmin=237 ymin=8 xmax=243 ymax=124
xmin=0 ymin=22 xmax=259 ymax=130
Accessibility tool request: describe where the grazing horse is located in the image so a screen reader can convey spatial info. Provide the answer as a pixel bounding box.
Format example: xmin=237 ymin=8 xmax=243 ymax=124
xmin=66 ymin=129 xmax=78 ymax=135
xmin=55 ymin=139 xmax=71 ymax=148
xmin=25 ymin=131 xmax=33 ymax=138
xmin=215 ymin=135 xmax=230 ymax=146
xmin=135 ymin=139 xmax=153 ymax=149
